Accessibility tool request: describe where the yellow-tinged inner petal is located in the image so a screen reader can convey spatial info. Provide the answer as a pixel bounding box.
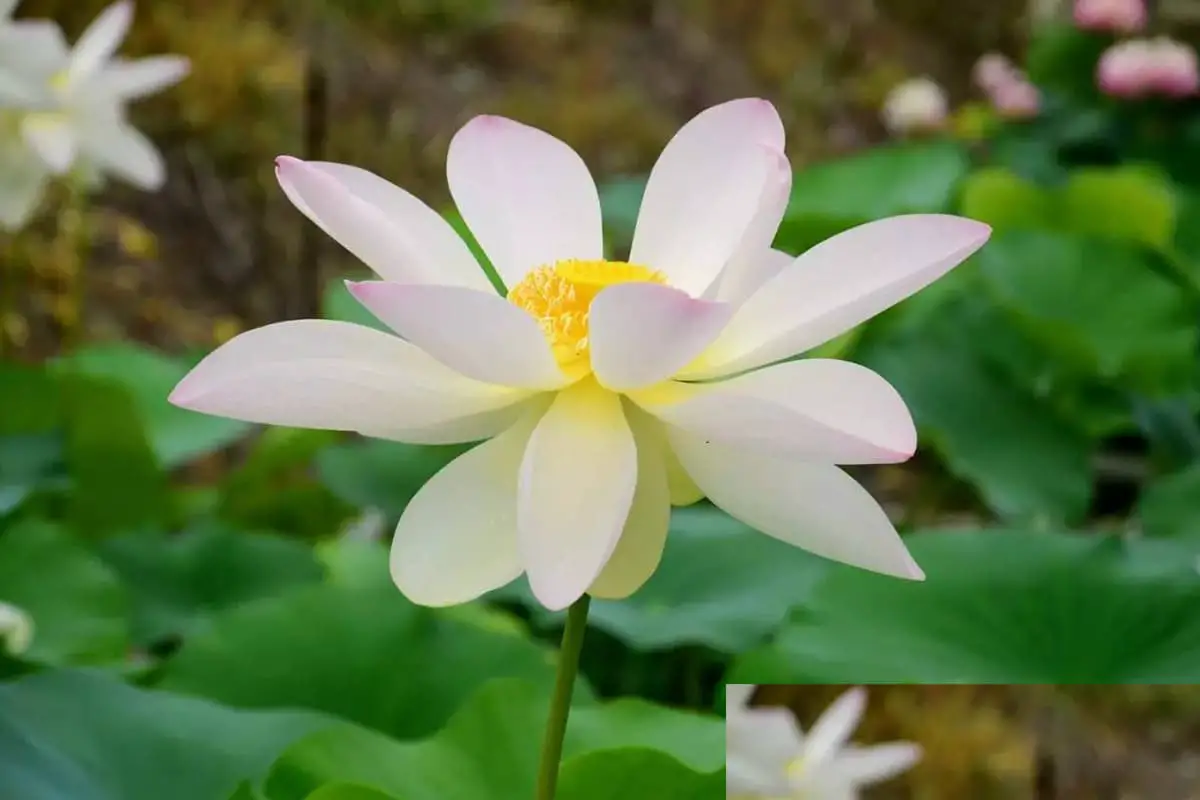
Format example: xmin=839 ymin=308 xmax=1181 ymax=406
xmin=508 ymin=259 xmax=667 ymax=380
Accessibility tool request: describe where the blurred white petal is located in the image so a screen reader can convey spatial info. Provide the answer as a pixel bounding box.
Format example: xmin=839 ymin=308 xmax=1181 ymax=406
xmin=67 ymin=0 xmax=133 ymax=86
xmin=21 ymin=116 xmax=76 ymax=173
xmin=94 ymin=55 xmax=190 ymax=100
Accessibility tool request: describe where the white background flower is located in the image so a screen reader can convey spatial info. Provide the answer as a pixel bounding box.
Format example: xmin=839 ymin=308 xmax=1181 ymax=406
xmin=881 ymin=77 xmax=948 ymax=135
xmin=171 ymin=98 xmax=990 ymax=611
xmin=0 ymin=0 xmax=188 ymax=228
xmin=727 ymin=684 xmax=921 ymax=799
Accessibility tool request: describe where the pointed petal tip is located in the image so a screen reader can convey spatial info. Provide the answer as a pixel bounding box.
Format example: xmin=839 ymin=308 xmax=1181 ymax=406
xmin=530 ymin=582 xmax=580 ymax=613
xmin=904 ymin=551 xmax=926 ymax=581
xmin=167 ymin=378 xmax=197 ymax=408
xmin=343 ymin=278 xmax=388 ymax=305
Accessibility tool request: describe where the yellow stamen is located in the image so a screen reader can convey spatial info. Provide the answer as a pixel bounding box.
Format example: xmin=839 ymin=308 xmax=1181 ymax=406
xmin=507 ymin=258 xmax=667 ymax=380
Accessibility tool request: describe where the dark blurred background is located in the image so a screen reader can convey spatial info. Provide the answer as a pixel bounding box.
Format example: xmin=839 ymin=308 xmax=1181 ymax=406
xmin=5 ymin=0 xmax=1037 ymax=356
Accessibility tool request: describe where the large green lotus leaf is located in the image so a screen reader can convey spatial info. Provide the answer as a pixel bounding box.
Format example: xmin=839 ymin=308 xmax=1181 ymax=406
xmin=303 ymin=787 xmax=396 ymax=800
xmin=975 ymin=230 xmax=1196 ymax=393
xmin=158 ymin=573 xmax=563 ymax=739
xmin=775 ymin=142 xmax=968 ymax=254
xmin=1137 ymin=465 xmax=1200 ymax=539
xmin=959 ymin=167 xmax=1055 ymax=231
xmin=960 ymin=166 xmax=1177 ymax=251
xmin=864 ymin=299 xmax=1094 ymax=524
xmin=558 ymin=749 xmax=724 ymax=800
xmin=262 ymin=679 xmax=723 ymax=800
xmin=53 ymin=343 xmax=251 ymax=468
xmin=315 ymin=438 xmax=468 ymax=518
xmin=0 ymin=431 xmax=66 ymax=517
xmin=0 ymin=519 xmax=129 ymax=665
xmin=730 ymin=529 xmax=1200 ymax=683
xmin=58 ymin=373 xmax=170 ymax=536
xmin=1060 ymin=167 xmax=1176 ymax=250
xmin=97 ymin=521 xmax=325 ymax=645
xmin=216 ymin=426 xmax=349 ymax=540
xmin=0 ymin=670 xmax=333 ymax=800
xmin=492 ymin=505 xmax=829 ymax=653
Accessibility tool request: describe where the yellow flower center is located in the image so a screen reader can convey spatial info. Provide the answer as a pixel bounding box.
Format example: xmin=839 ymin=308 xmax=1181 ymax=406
xmin=507 ymin=258 xmax=667 ymax=380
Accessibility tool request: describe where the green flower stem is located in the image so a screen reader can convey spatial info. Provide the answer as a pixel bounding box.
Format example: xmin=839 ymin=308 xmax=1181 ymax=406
xmin=535 ymin=595 xmax=591 ymax=800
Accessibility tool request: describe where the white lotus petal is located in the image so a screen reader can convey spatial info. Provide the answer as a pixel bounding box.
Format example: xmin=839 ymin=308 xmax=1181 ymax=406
xmin=169 ymin=319 xmax=532 ymax=444
xmin=346 ymin=281 xmax=566 ymax=390
xmin=94 ymin=55 xmax=190 ymax=100
xmin=447 ymin=115 xmax=602 ymax=288
xmin=588 ymin=410 xmax=671 ymax=599
xmin=67 ymin=0 xmax=133 ymax=86
xmin=635 ymin=359 xmax=915 ymax=464
xmin=825 ymin=743 xmax=923 ymax=786
xmin=802 ymin=688 xmax=867 ymax=771
xmin=518 ymin=381 xmax=636 ymax=610
xmin=708 ymin=150 xmax=793 ymax=304
xmin=21 ymin=116 xmax=76 ymax=174
xmin=630 ymin=98 xmax=784 ymax=295
xmin=0 ymin=0 xmax=17 ymax=19
xmin=668 ymin=430 xmax=923 ymax=579
xmin=588 ymin=282 xmax=734 ymax=392
xmin=278 ymin=156 xmax=482 ymax=287
xmin=685 ymin=215 xmax=992 ymax=378
xmin=299 ymin=161 xmax=492 ymax=290
xmin=80 ymin=117 xmax=164 ymax=188
xmin=390 ymin=414 xmax=539 ymax=606
xmin=664 ymin=439 xmax=703 ymax=506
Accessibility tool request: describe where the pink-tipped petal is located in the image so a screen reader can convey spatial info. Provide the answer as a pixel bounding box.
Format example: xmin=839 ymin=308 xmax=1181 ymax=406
xmin=169 ymin=319 xmax=531 ymax=445
xmin=630 ymin=99 xmax=785 ymax=295
xmin=588 ymin=282 xmax=735 ymax=391
xmin=518 ymin=381 xmax=637 ymax=610
xmin=635 ymin=359 xmax=916 ymax=464
xmin=276 ymin=157 xmax=490 ymax=289
xmin=446 ymin=115 xmax=603 ymax=288
xmin=685 ymin=215 xmax=991 ymax=379
xmin=346 ymin=281 xmax=566 ymax=390
xmin=669 ymin=429 xmax=924 ymax=580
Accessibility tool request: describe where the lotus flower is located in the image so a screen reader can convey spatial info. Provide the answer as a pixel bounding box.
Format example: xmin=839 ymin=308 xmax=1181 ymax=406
xmin=1073 ymin=0 xmax=1146 ymax=34
xmin=170 ymin=98 xmax=990 ymax=611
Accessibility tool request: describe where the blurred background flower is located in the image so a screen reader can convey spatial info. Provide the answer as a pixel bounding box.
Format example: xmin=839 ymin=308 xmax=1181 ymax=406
xmin=1072 ymin=0 xmax=1146 ymax=34
xmin=881 ymin=77 xmax=948 ymax=136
